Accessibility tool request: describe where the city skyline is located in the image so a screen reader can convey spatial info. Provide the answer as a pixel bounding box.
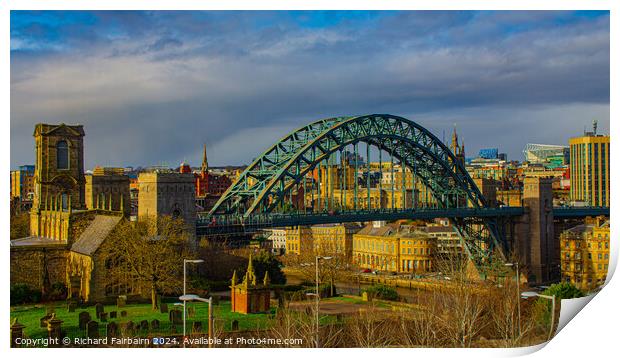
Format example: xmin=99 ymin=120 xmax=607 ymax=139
xmin=10 ymin=10 xmax=610 ymax=169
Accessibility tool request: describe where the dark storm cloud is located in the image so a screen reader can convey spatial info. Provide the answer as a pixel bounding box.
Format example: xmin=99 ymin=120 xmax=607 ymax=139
xmin=10 ymin=11 xmax=610 ymax=169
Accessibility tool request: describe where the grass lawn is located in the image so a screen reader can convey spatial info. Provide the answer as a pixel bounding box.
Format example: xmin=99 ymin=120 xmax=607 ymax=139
xmin=326 ymin=295 xmax=391 ymax=309
xmin=11 ymin=300 xmax=275 ymax=343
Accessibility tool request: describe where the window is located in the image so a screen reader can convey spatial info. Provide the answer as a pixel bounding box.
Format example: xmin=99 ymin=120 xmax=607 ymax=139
xmin=56 ymin=140 xmax=69 ymax=169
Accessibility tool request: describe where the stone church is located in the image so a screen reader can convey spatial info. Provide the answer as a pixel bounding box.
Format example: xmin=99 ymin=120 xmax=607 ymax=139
xmin=10 ymin=123 xmax=196 ymax=303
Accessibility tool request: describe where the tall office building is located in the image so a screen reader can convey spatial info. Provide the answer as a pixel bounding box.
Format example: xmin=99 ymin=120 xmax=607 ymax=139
xmin=569 ymin=121 xmax=610 ymax=207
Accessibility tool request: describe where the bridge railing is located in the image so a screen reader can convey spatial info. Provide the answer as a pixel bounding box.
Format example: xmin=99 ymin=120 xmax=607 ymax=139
xmin=196 ymin=206 xmax=526 ymax=232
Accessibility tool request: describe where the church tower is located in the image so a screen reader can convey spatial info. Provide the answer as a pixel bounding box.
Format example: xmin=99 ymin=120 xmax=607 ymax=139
xmin=30 ymin=123 xmax=86 ymax=239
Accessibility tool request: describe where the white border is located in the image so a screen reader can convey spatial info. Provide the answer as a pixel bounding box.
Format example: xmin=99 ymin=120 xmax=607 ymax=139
xmin=2 ymin=1 xmax=616 ymax=358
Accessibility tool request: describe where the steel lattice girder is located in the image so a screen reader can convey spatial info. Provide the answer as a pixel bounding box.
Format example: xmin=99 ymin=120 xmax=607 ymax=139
xmin=208 ymin=114 xmax=504 ymax=263
xmin=211 ymin=114 xmax=487 ymax=215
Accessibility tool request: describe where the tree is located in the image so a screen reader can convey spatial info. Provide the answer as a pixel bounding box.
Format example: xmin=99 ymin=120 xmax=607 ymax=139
xmin=249 ymin=251 xmax=286 ymax=285
xmin=541 ymin=282 xmax=585 ymax=300
xmin=100 ymin=215 xmax=192 ymax=310
xmin=282 ymin=240 xmax=352 ymax=296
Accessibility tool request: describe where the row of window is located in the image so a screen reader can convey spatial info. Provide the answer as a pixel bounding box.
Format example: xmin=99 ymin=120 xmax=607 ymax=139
xmin=564 ymin=241 xmax=609 ymax=249
xmin=563 ymin=263 xmax=608 ymax=271
xmin=563 ymin=252 xmax=609 ymax=260
xmin=401 ymin=247 xmax=432 ymax=255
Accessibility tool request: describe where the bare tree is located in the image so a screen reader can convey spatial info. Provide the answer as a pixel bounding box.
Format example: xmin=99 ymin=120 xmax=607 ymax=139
xmin=345 ymin=304 xmax=400 ymax=347
xmin=100 ymin=215 xmax=192 ymax=310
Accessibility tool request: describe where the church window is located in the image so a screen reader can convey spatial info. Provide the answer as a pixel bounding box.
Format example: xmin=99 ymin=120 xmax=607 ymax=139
xmin=57 ymin=140 xmax=69 ymax=169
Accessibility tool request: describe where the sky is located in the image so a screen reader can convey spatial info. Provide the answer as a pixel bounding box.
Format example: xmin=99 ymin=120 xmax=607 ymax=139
xmin=10 ymin=10 xmax=610 ymax=169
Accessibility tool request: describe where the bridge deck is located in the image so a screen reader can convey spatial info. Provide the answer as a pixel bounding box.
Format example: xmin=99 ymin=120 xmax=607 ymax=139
xmin=196 ymin=206 xmax=608 ymax=236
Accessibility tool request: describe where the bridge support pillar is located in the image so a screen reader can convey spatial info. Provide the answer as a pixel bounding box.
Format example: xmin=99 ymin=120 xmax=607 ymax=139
xmin=519 ymin=177 xmax=556 ymax=284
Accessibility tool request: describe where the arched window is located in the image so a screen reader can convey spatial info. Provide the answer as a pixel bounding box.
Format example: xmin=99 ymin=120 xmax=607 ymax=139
xmin=57 ymin=141 xmax=69 ymax=169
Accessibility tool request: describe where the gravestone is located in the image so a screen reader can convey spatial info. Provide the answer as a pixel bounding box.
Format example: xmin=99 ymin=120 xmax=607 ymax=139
xmin=87 ymin=320 xmax=99 ymax=338
xmin=159 ymin=303 xmax=168 ymax=314
xmin=79 ymin=311 xmax=91 ymax=330
xmin=47 ymin=314 xmax=64 ymax=343
xmin=121 ymin=321 xmax=135 ymax=336
xmin=95 ymin=303 xmax=105 ymax=319
xmin=150 ymin=319 xmax=160 ymax=331
xmin=106 ymin=321 xmax=119 ymax=338
xmin=67 ymin=301 xmax=77 ymax=313
xmin=117 ymin=295 xmax=127 ymax=308
xmin=169 ymin=309 xmax=182 ymax=325
xmin=231 ymin=320 xmax=239 ymax=331
xmin=11 ymin=318 xmax=26 ymax=348
xmin=110 ymin=311 xmax=117 ymax=319
xmin=120 ymin=310 xmax=127 ymax=318
xmin=192 ymin=321 xmax=202 ymax=334
xmin=139 ymin=320 xmax=149 ymax=332
xmin=187 ymin=307 xmax=195 ymax=318
xmin=99 ymin=312 xmax=108 ymax=322
xmin=40 ymin=314 xmax=52 ymax=328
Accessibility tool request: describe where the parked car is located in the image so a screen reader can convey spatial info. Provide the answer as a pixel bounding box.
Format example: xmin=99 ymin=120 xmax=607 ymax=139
xmin=361 ymin=268 xmax=372 ymax=273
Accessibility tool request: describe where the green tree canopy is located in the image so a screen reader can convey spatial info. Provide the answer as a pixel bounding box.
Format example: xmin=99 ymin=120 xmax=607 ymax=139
xmin=542 ymin=282 xmax=585 ymax=299
xmin=244 ymin=251 xmax=286 ymax=285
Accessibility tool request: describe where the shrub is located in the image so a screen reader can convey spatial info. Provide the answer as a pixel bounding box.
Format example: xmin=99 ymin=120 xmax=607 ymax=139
xmin=11 ymin=284 xmax=42 ymax=305
xmin=319 ymin=283 xmax=336 ymax=298
xmin=363 ymin=284 xmax=399 ymax=301
xmin=48 ymin=282 xmax=68 ymax=301
xmin=535 ymin=282 xmax=585 ymax=325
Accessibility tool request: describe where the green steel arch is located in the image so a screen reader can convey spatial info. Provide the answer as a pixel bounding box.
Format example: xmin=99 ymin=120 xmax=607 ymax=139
xmin=209 ymin=114 xmax=506 ymax=266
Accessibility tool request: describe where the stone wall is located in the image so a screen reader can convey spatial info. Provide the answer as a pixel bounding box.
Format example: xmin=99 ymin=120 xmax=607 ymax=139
xmin=10 ymin=246 xmax=68 ymax=292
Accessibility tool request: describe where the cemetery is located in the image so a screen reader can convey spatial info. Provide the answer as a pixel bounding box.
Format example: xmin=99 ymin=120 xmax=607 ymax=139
xmin=10 ymin=297 xmax=276 ymax=346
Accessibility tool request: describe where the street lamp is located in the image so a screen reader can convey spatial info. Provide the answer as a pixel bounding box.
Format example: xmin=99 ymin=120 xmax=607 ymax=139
xmin=300 ymin=256 xmax=332 ymax=348
xmin=183 ymin=259 xmax=204 ymax=346
xmin=521 ymin=291 xmax=556 ymax=341
xmin=504 ymin=262 xmax=521 ymax=337
xmin=314 ymin=256 xmax=332 ymax=348
xmin=179 ymin=294 xmax=214 ymax=347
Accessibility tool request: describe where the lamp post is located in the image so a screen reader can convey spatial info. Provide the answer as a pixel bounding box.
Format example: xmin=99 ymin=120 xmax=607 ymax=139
xmin=521 ymin=291 xmax=556 ymax=341
xmin=180 ymin=294 xmax=214 ymax=347
xmin=314 ymin=256 xmax=332 ymax=348
xmin=302 ymin=256 xmax=332 ymax=348
xmin=504 ymin=262 xmax=521 ymax=337
xmin=183 ymin=259 xmax=204 ymax=346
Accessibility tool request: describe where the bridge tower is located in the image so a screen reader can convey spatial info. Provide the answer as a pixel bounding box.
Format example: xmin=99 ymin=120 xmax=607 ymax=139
xmin=519 ymin=177 xmax=556 ymax=284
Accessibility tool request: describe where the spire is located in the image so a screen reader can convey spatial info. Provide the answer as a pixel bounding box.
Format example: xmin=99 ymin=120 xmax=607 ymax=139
xmin=231 ymin=270 xmax=238 ymax=286
xmin=201 ymin=144 xmax=209 ymax=173
xmin=244 ymin=253 xmax=256 ymax=286
xmin=451 ymin=123 xmax=459 ymax=154
xmin=263 ymin=271 xmax=270 ymax=286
